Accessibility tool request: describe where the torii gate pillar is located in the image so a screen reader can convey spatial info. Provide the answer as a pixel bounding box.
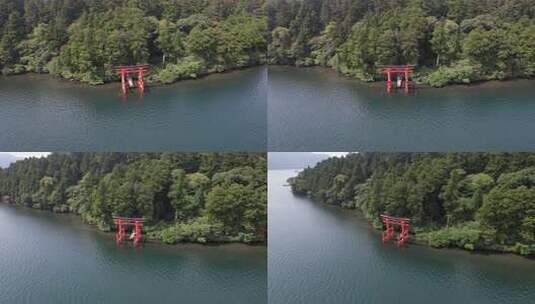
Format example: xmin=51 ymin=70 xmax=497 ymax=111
xmin=380 ymin=215 xmax=411 ymax=247
xmin=113 ymin=216 xmax=145 ymax=246
xmin=113 ymin=64 xmax=149 ymax=96
xmin=380 ymin=65 xmax=415 ymax=93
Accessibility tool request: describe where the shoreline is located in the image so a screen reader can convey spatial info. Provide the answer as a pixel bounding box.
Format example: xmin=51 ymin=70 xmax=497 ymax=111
xmin=268 ymin=64 xmax=535 ymax=90
xmin=0 ymin=64 xmax=264 ymax=88
xmin=4 ymin=64 xmax=532 ymax=91
xmin=306 ymin=193 xmax=533 ymax=259
xmin=284 ymin=173 xmax=533 ymax=259
xmin=0 ymin=202 xmax=266 ymax=248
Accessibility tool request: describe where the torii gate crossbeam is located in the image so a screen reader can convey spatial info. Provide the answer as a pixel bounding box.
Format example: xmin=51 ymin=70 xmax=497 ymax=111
xmin=380 ymin=214 xmax=410 ymax=247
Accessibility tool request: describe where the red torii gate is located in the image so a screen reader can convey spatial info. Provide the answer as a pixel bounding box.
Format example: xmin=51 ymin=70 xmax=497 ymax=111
xmin=380 ymin=214 xmax=410 ymax=247
xmin=113 ymin=216 xmax=145 ymax=246
xmin=380 ymin=65 xmax=415 ymax=93
xmin=113 ymin=64 xmax=149 ymax=96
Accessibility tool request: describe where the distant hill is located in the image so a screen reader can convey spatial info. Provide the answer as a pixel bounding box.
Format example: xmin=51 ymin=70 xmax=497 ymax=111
xmin=269 ymin=152 xmax=331 ymax=170
xmin=0 ymin=153 xmax=22 ymax=168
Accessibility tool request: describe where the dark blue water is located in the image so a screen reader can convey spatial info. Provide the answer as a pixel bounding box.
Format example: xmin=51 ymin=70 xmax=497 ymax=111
xmin=0 ymin=67 xmax=266 ymax=151
xmin=268 ymin=66 xmax=535 ymax=151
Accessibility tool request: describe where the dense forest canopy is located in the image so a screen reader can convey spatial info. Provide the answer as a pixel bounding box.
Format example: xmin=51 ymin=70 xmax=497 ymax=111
xmin=0 ymin=152 xmax=267 ymax=244
xmin=0 ymin=0 xmax=267 ymax=84
xmin=267 ymin=0 xmax=535 ymax=87
xmin=4 ymin=0 xmax=534 ymax=87
xmin=289 ymin=153 xmax=535 ymax=255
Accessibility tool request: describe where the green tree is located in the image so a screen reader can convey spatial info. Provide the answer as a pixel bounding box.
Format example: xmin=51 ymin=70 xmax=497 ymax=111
xmin=168 ymin=169 xmax=186 ymax=220
xmin=269 ymin=26 xmax=293 ymax=64
xmin=431 ymin=19 xmax=460 ymax=66
xmin=517 ymin=23 xmax=535 ymax=77
xmin=205 ymin=183 xmax=255 ymax=234
xmin=0 ymin=12 xmax=24 ymax=71
xmin=463 ymin=28 xmax=510 ymax=77
xmin=186 ymin=25 xmax=221 ymax=64
xmin=18 ymin=23 xmax=55 ymax=72
xmin=156 ymin=19 xmax=185 ymax=64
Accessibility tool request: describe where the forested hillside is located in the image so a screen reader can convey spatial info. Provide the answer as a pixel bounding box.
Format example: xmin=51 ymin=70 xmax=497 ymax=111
xmin=289 ymin=153 xmax=535 ymax=255
xmin=0 ymin=153 xmax=267 ymax=244
xmin=5 ymin=0 xmax=533 ymax=87
xmin=0 ymin=0 xmax=267 ymax=84
xmin=267 ymin=0 xmax=535 ymax=87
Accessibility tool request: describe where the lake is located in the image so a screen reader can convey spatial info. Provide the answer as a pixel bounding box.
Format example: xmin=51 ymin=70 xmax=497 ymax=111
xmin=268 ymin=66 xmax=535 ymax=151
xmin=268 ymin=169 xmax=535 ymax=304
xmin=0 ymin=67 xmax=266 ymax=151
xmin=0 ymin=204 xmax=267 ymax=304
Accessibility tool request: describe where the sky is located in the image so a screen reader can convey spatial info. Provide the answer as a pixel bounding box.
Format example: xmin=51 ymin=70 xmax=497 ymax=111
xmin=5 ymin=152 xmax=51 ymax=158
xmin=3 ymin=152 xmax=346 ymax=159
xmin=313 ymin=152 xmax=350 ymax=157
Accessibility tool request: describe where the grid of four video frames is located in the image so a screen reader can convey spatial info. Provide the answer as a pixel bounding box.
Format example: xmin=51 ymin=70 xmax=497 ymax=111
xmin=1 ymin=0 xmax=535 ymax=303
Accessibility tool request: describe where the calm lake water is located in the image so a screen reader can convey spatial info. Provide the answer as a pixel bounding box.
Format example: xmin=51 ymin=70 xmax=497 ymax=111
xmin=0 ymin=204 xmax=266 ymax=304
xmin=268 ymin=170 xmax=535 ymax=304
xmin=0 ymin=67 xmax=266 ymax=151
xmin=268 ymin=66 xmax=535 ymax=151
